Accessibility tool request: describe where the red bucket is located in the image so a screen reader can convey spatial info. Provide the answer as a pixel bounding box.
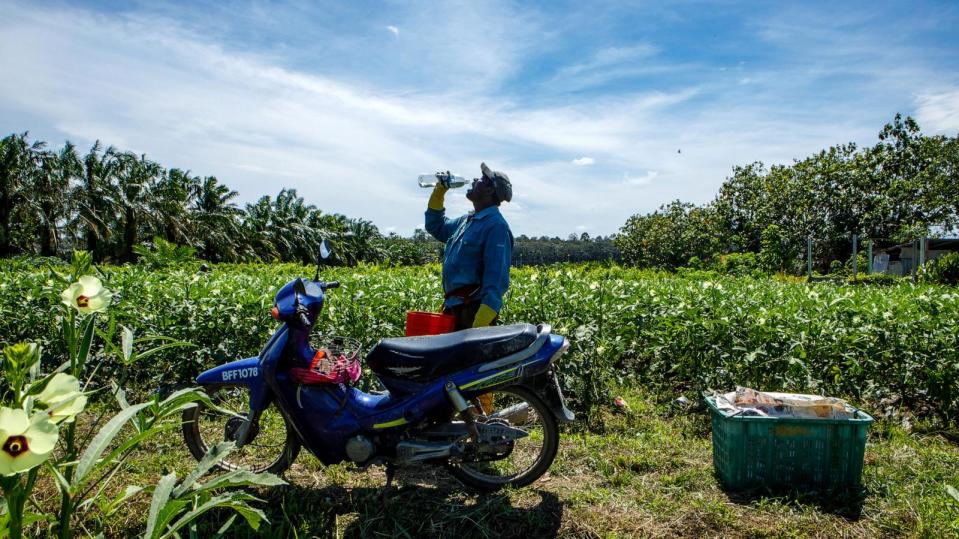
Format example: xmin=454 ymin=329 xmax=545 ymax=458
xmin=405 ymin=311 xmax=456 ymax=336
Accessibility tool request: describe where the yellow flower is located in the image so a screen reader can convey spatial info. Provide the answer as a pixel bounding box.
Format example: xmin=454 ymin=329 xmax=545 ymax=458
xmin=60 ymin=276 xmax=112 ymax=314
xmin=37 ymin=373 xmax=87 ymax=424
xmin=0 ymin=407 xmax=58 ymax=476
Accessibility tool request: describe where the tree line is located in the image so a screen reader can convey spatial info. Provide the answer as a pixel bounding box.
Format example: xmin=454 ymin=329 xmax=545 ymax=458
xmin=513 ymin=233 xmax=619 ymax=266
xmin=615 ymin=115 xmax=959 ymax=273
xmin=0 ymin=133 xmax=620 ymax=266
xmin=1 ymin=133 xmax=425 ymax=265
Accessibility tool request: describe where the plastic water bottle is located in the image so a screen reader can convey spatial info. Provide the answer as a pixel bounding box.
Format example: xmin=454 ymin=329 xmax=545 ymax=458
xmin=418 ymin=171 xmax=467 ymax=188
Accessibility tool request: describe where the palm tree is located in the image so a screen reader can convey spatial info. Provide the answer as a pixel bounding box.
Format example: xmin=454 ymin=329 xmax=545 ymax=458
xmin=0 ymin=133 xmax=403 ymax=265
xmin=241 ymin=195 xmax=283 ymax=261
xmin=111 ymin=151 xmax=163 ymax=262
xmin=341 ymin=218 xmax=383 ymax=265
xmin=33 ymin=142 xmax=81 ymax=256
xmin=0 ymin=133 xmax=44 ymax=256
xmin=70 ymin=142 xmax=119 ymax=261
xmin=238 ymin=189 xmax=323 ymax=263
xmin=191 ymin=175 xmax=243 ymax=261
xmin=270 ymin=189 xmax=321 ymax=263
xmin=152 ymin=168 xmax=199 ymax=247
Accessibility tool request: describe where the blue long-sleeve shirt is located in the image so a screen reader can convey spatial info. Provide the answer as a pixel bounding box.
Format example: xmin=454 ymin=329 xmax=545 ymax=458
xmin=425 ymin=205 xmax=513 ymax=312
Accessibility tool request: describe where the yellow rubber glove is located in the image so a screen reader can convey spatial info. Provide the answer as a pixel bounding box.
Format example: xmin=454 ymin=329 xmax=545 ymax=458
xmin=427 ymin=184 xmax=448 ymax=210
xmin=477 ymin=393 xmax=494 ymax=415
xmin=473 ymin=302 xmax=499 ymax=414
xmin=472 ymin=304 xmax=498 ymax=328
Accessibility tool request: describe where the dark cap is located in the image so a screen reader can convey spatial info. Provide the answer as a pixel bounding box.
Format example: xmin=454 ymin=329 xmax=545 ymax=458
xmin=480 ymin=162 xmax=512 ymax=203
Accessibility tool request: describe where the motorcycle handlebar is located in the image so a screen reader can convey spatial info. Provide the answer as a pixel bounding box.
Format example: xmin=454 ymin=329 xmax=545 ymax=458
xmin=323 ymin=281 xmax=340 ymax=290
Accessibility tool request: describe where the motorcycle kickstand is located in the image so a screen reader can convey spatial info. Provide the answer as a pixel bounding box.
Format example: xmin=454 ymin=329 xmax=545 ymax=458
xmin=380 ymin=462 xmax=396 ymax=502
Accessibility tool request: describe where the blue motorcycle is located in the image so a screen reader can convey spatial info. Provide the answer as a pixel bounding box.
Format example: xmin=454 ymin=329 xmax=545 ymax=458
xmin=182 ymin=241 xmax=574 ymax=491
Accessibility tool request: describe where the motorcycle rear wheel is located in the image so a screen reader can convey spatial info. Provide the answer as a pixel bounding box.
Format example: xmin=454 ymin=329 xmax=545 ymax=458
xmin=181 ymin=385 xmax=300 ymax=475
xmin=447 ymin=385 xmax=559 ymax=492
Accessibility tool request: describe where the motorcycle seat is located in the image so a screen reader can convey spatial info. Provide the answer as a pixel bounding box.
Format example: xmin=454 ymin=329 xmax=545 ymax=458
xmin=366 ymin=323 xmax=539 ymax=382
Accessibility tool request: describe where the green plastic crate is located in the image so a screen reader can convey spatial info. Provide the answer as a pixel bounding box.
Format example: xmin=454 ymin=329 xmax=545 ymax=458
xmin=705 ymin=396 xmax=873 ymax=490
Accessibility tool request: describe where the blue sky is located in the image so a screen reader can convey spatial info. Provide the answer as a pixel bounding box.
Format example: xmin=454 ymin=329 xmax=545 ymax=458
xmin=2 ymin=1 xmax=958 ymax=237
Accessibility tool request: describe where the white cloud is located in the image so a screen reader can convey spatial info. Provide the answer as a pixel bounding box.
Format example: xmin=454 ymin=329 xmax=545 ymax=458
xmin=0 ymin=3 xmax=717 ymax=237
xmin=544 ymin=43 xmax=676 ymax=92
xmin=386 ymin=25 xmax=399 ymax=36
xmin=624 ymin=171 xmax=658 ymax=186
xmin=0 ymin=2 xmax=953 ymax=239
xmin=915 ymin=90 xmax=959 ymax=134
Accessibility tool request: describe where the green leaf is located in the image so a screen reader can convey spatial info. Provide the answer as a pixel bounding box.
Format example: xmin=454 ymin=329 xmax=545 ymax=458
xmin=121 ymin=325 xmax=134 ymax=363
xmin=153 ymin=498 xmax=191 ymax=539
xmin=947 ymin=485 xmax=959 ymax=505
xmin=210 ymin=515 xmax=239 ymax=539
xmin=144 ymin=473 xmax=177 ymax=539
xmin=193 ymin=469 xmax=286 ymax=493
xmin=154 ymin=387 xmax=219 ymax=421
xmin=75 ymin=401 xmax=152 ymax=483
xmin=161 ymin=494 xmax=267 ymax=539
xmin=61 ymin=315 xmax=74 ymax=353
xmin=134 ymin=340 xmax=194 ymax=363
xmin=76 ymin=315 xmax=97 ymax=370
xmin=100 ymin=485 xmax=144 ymax=517
xmin=172 ymin=442 xmax=236 ymax=498
xmin=74 ymin=424 xmax=179 ymax=494
xmin=111 ymin=381 xmax=131 ymax=410
xmin=46 ymin=460 xmax=72 ymax=492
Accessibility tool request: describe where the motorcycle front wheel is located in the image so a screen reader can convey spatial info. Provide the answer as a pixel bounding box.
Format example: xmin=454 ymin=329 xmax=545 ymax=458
xmin=181 ymin=385 xmax=300 ymax=475
xmin=447 ymin=385 xmax=559 ymax=492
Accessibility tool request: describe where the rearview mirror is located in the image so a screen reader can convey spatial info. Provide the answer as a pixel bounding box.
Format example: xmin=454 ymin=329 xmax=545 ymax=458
xmin=314 ymin=239 xmax=333 ymax=281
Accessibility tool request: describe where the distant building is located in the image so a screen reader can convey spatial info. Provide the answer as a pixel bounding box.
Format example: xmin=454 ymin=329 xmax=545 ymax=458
xmin=874 ymin=239 xmax=959 ymax=275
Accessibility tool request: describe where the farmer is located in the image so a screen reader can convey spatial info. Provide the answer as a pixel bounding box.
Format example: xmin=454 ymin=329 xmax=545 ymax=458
xmin=425 ymin=162 xmax=514 ymax=331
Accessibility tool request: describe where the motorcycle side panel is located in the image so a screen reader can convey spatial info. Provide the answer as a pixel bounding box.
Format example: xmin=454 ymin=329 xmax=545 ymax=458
xmin=452 ymin=334 xmax=574 ymax=422
xmin=272 ymin=373 xmax=453 ymax=464
xmin=451 ymin=334 xmax=565 ymax=398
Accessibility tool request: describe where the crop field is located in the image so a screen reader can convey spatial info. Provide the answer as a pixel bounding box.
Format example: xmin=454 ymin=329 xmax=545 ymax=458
xmin=2 ymin=260 xmax=959 ymax=537
xmin=4 ymin=260 xmax=959 ymax=421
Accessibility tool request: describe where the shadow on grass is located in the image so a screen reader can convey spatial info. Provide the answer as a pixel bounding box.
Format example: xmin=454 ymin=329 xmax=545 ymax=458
xmin=722 ymin=482 xmax=868 ymax=521
xmin=236 ymin=471 xmax=565 ymax=538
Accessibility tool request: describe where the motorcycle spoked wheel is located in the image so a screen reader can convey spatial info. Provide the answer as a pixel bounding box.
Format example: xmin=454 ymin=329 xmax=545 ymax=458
xmin=181 ymin=385 xmax=300 ymax=474
xmin=446 ymin=385 xmax=559 ymax=492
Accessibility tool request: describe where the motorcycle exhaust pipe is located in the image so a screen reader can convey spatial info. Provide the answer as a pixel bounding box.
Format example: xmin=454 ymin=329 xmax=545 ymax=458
xmin=492 ymin=403 xmax=530 ymax=425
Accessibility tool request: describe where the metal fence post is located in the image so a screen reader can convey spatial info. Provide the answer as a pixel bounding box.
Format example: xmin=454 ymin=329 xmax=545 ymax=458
xmin=852 ymin=234 xmax=858 ymax=280
xmin=806 ymin=236 xmax=813 ymax=278
xmin=866 ymin=240 xmax=872 ymax=275
xmin=912 ymin=240 xmax=922 ymax=282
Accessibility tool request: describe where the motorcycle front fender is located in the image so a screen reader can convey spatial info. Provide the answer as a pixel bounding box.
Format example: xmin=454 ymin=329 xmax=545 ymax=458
xmin=526 ymin=368 xmax=576 ymax=423
xmin=195 ymin=357 xmax=270 ymax=417
xmin=196 ymin=356 xmax=262 ymax=386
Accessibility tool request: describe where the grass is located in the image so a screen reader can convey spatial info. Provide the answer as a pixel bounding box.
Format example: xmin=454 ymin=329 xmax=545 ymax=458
xmin=30 ymin=386 xmax=959 ymax=538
